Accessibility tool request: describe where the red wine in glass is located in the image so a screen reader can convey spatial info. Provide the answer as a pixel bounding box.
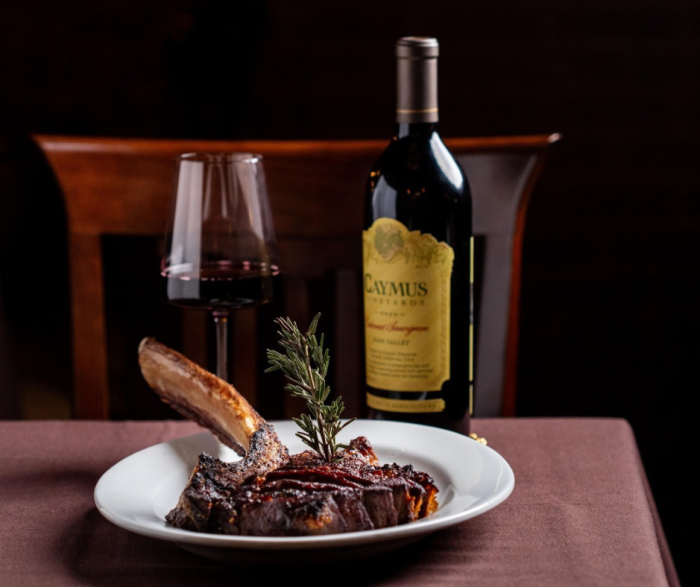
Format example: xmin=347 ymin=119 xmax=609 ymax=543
xmin=164 ymin=260 xmax=278 ymax=311
xmin=161 ymin=153 xmax=278 ymax=381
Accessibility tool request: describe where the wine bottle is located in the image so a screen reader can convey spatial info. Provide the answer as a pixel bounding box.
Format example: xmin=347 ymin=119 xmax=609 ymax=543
xmin=363 ymin=37 xmax=473 ymax=434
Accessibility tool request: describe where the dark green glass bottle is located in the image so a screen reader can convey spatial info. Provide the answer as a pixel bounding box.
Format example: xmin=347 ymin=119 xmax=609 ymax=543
xmin=363 ymin=37 xmax=473 ymax=435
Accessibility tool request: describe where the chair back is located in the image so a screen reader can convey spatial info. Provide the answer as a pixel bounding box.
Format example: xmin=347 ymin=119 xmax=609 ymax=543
xmin=33 ymin=134 xmax=558 ymax=420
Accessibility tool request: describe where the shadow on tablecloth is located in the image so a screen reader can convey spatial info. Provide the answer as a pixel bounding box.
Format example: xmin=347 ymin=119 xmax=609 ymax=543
xmin=55 ymin=508 xmax=491 ymax=587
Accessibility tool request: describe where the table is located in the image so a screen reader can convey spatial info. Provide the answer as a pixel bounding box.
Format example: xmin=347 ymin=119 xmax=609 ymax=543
xmin=0 ymin=418 xmax=678 ymax=587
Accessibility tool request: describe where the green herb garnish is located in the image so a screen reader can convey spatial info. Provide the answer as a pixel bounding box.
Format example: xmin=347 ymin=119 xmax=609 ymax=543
xmin=265 ymin=313 xmax=355 ymax=462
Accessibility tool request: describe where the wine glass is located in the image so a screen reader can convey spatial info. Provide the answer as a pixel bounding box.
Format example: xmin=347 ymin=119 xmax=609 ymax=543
xmin=162 ymin=152 xmax=278 ymax=381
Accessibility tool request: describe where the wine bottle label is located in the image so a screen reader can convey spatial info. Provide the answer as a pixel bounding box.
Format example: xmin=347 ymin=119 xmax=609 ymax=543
xmin=363 ymin=218 xmax=454 ymax=393
xmin=366 ymin=393 xmax=445 ymax=413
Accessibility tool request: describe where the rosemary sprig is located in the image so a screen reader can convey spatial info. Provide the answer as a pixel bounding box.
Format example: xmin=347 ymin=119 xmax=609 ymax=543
xmin=265 ymin=313 xmax=355 ymax=462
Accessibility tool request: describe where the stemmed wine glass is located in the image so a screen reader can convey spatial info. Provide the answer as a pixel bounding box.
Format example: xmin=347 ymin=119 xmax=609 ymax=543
xmin=162 ymin=152 xmax=278 ymax=381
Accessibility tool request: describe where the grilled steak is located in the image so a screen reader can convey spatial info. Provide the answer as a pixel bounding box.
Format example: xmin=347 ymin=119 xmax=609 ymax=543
xmin=138 ymin=338 xmax=439 ymax=536
xmin=207 ymin=436 xmax=438 ymax=536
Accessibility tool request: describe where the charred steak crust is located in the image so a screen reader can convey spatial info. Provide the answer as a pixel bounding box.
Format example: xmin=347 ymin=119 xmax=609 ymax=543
xmin=165 ymin=423 xmax=289 ymax=531
xmin=167 ymin=436 xmax=438 ymax=536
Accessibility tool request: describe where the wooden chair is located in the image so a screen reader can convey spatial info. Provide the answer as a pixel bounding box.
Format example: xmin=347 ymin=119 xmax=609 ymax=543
xmin=33 ymin=134 xmax=559 ymax=420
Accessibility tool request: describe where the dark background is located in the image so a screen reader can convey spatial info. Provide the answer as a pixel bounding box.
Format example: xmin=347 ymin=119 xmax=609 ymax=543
xmin=0 ymin=1 xmax=696 ymax=583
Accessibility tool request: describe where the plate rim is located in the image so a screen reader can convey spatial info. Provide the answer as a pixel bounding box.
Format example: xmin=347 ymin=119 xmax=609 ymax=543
xmin=94 ymin=420 xmax=514 ymax=550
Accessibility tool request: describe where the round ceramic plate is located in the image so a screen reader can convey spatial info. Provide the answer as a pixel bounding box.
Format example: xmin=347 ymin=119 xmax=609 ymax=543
xmin=94 ymin=420 xmax=514 ymax=565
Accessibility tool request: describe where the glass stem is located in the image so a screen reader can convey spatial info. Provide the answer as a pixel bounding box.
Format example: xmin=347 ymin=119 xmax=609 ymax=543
xmin=212 ymin=309 xmax=230 ymax=381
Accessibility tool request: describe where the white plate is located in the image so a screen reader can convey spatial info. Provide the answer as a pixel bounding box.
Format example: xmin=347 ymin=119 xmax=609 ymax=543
xmin=94 ymin=420 xmax=514 ymax=565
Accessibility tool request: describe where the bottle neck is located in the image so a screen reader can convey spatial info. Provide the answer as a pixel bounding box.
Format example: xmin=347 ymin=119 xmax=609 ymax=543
xmin=396 ymin=122 xmax=438 ymax=139
xmin=396 ymin=50 xmax=439 ymax=124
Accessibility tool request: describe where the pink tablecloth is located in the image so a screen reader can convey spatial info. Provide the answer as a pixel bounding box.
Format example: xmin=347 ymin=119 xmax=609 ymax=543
xmin=0 ymin=418 xmax=678 ymax=586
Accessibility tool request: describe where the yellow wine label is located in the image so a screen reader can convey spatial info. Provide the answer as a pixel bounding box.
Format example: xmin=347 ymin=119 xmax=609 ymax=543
xmin=469 ymin=234 xmax=474 ymax=415
xmin=363 ymin=218 xmax=454 ymax=392
xmin=366 ymin=393 xmax=446 ymax=413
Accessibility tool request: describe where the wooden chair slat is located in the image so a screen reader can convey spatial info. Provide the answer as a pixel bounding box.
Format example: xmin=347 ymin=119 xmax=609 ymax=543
xmin=281 ymin=275 xmax=311 ymax=419
xmin=231 ymin=308 xmax=258 ymax=407
xmin=333 ymin=268 xmax=363 ymax=419
xmin=69 ymin=233 xmax=109 ymax=419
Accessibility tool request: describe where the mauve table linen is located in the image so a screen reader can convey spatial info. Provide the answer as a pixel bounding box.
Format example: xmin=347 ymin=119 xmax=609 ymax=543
xmin=0 ymin=418 xmax=678 ymax=587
